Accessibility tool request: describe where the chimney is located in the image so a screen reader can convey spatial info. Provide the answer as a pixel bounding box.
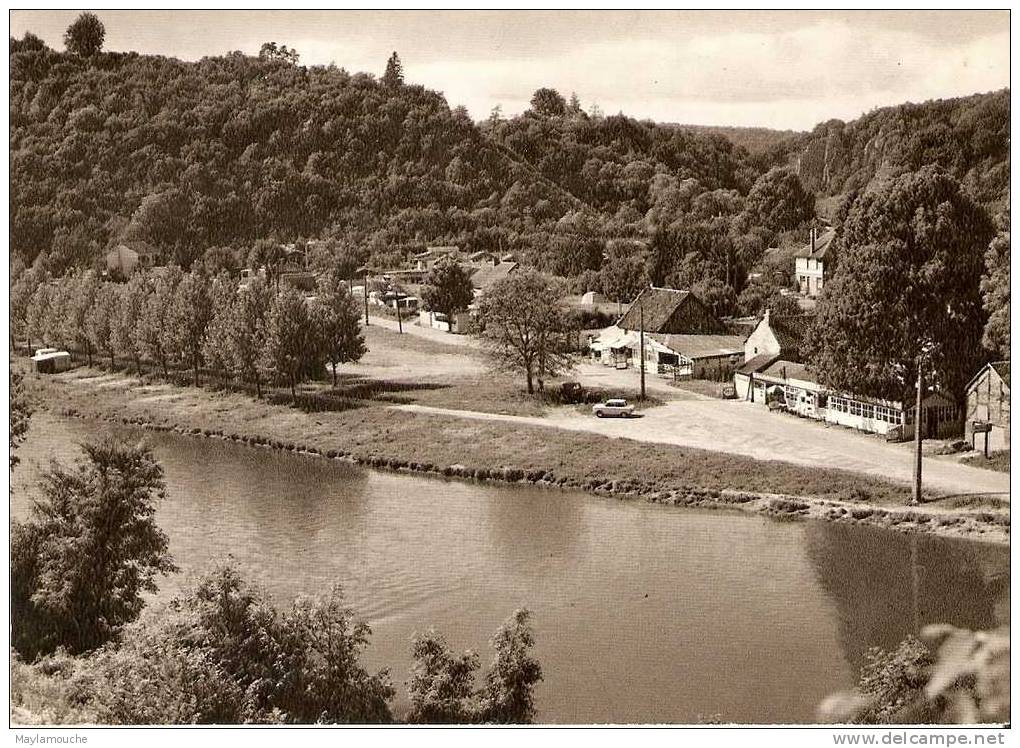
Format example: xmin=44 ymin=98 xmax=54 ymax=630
xmin=763 ymin=308 xmax=770 ymax=324
xmin=810 ymin=228 xmax=816 ymax=253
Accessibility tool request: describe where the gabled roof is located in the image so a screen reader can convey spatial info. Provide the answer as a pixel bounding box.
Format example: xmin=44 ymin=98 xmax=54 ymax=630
xmin=966 ymin=360 xmax=1011 ymax=393
xmin=796 ymin=228 xmax=836 ymax=260
xmin=618 ymin=286 xmax=727 ymax=334
xmin=470 ymin=261 xmax=518 ymax=291
xmin=767 ymin=314 xmax=815 ymax=359
xmin=760 ymin=359 xmax=815 ymax=384
xmin=736 ymin=353 xmax=780 ymax=376
xmin=649 ymin=333 xmax=745 ymax=360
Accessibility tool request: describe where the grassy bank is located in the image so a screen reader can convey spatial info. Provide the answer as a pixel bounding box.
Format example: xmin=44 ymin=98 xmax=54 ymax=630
xmin=19 ymin=364 xmax=1009 ymax=544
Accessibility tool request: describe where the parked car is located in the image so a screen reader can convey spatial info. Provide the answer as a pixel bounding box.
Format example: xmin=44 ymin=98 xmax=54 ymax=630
xmin=592 ymin=398 xmax=635 ymax=418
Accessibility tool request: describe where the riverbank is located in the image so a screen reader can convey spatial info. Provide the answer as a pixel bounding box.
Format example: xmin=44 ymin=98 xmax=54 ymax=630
xmin=20 ymin=365 xmax=1009 ymax=545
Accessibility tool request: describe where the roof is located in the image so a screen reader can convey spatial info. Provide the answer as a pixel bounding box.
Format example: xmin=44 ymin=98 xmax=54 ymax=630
xmin=618 ymin=286 xmax=727 ymax=334
xmin=966 ymin=360 xmax=1012 ymax=393
xmin=760 ymin=359 xmax=816 ymax=384
xmin=470 ymin=261 xmax=518 ymax=291
xmin=31 ymin=350 xmax=71 ymax=362
xmin=736 ymin=353 xmax=780 ymax=376
xmin=796 ymin=228 xmax=836 ymax=260
xmin=767 ymin=314 xmax=815 ymax=358
xmin=649 ymin=333 xmax=745 ymax=359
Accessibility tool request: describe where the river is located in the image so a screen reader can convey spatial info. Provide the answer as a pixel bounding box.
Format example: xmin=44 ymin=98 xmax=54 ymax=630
xmin=10 ymin=413 xmax=1010 ymax=724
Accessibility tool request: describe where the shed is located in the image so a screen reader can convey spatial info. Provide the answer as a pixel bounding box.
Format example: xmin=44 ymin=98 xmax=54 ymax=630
xmin=31 ymin=349 xmax=73 ymax=373
xmin=965 ymin=361 xmax=1010 ymax=452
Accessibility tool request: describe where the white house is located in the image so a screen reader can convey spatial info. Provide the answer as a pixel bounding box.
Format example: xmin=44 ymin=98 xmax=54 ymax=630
xmin=734 ymin=310 xmax=814 ymax=400
xmin=795 ymin=228 xmax=835 ymax=297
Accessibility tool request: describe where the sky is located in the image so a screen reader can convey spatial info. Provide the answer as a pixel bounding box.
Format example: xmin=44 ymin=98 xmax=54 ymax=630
xmin=9 ymin=9 xmax=1011 ymax=131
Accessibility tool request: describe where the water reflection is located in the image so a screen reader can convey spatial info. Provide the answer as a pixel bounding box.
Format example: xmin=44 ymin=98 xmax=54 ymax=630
xmin=804 ymin=521 xmax=1009 ymax=670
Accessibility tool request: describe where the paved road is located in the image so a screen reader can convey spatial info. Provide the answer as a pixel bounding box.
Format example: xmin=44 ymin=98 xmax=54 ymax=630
xmin=391 ymin=400 xmax=1010 ymax=497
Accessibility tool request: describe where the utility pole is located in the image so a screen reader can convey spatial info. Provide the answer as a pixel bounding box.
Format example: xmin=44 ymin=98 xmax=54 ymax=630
xmin=395 ymin=291 xmax=403 ymax=334
xmin=912 ymin=359 xmax=924 ymax=505
xmin=639 ymin=302 xmax=646 ymax=401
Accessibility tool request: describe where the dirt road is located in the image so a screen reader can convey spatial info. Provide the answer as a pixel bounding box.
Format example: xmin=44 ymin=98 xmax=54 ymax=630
xmin=390 ymin=400 xmax=1010 ymax=497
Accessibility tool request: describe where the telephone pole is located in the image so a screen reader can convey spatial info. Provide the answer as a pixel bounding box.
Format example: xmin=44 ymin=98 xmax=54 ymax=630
xmin=912 ymin=359 xmax=924 ymax=505
xmin=639 ymin=302 xmax=646 ymax=401
xmin=363 ymin=272 xmax=370 ymax=326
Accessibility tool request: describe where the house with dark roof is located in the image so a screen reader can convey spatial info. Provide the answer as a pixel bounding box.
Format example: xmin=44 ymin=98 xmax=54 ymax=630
xmin=617 ymin=286 xmax=729 ymax=335
xmin=965 ymin=361 xmax=1010 ymax=452
xmin=590 ymin=287 xmax=743 ymax=380
xmin=469 ymin=261 xmax=518 ymax=295
xmin=105 ymin=240 xmax=162 ymax=279
xmin=795 ymin=227 xmax=835 ymax=297
xmin=734 ymin=310 xmax=815 ymax=400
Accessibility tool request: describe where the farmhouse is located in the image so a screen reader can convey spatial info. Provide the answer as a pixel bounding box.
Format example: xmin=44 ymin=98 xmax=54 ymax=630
xmin=105 ymin=240 xmax=162 ymax=278
xmin=590 ymin=287 xmax=743 ymax=379
xmin=794 ymin=227 xmax=835 ymax=297
xmin=745 ymin=359 xmax=961 ymax=440
xmin=734 ymin=310 xmax=814 ymax=400
xmin=965 ymin=361 xmax=1010 ymax=452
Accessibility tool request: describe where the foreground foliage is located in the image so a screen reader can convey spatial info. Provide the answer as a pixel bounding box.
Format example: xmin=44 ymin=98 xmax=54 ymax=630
xmin=11 ymin=441 xmax=177 ymax=659
xmin=819 ymin=626 xmax=1009 ymax=724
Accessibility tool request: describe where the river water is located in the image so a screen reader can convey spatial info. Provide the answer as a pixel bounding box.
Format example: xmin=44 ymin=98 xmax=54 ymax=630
xmin=10 ymin=413 xmax=1010 ymax=724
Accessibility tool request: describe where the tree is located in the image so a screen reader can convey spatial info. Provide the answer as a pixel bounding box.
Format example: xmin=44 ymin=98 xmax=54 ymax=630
xmin=230 ymin=273 xmax=273 ymax=398
xmin=64 ymin=11 xmax=105 ymax=57
xmin=530 ymin=88 xmax=567 ymax=117
xmin=260 ymin=287 xmax=316 ymax=400
xmin=202 ymin=274 xmax=239 ymax=386
xmin=24 ymin=279 xmax=52 ymax=354
xmin=421 ymin=258 xmax=475 ymax=334
xmin=382 ymin=51 xmax=404 ymax=87
xmin=62 ymin=270 xmax=101 ymax=365
xmin=477 ymin=609 xmax=542 ymax=724
xmin=248 ymin=240 xmax=286 ymax=289
xmin=167 ymin=270 xmax=213 ymax=386
xmin=691 ymin=278 xmax=737 ymax=319
xmin=11 ymin=441 xmax=177 ymax=659
xmin=806 ymin=167 xmax=994 ymax=403
xmin=85 ymin=282 xmax=121 ymax=368
xmin=134 ymin=267 xmax=183 ymax=378
xmin=743 ymin=167 xmax=815 ymax=237
xmin=113 ymin=274 xmax=150 ymax=376
xmin=476 ymin=269 xmax=574 ymax=394
xmin=258 ymin=41 xmax=299 ymax=65
xmin=311 ymin=280 xmax=366 ymax=387
xmin=407 ymin=630 xmax=480 ymax=724
xmin=10 ymin=370 xmax=33 ymax=469
xmin=980 ymin=213 xmax=1009 ymax=358
xmin=11 ymin=264 xmax=45 ymax=352
xmin=599 ymin=254 xmax=648 ymax=312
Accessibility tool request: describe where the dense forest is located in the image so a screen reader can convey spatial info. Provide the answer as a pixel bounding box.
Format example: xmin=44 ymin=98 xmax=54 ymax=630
xmin=791 ymin=90 xmax=1010 ymax=214
xmin=8 ymin=25 xmax=1010 ymax=327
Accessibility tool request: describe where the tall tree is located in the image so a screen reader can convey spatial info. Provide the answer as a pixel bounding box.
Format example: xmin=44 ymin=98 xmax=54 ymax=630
xmin=167 ymin=269 xmax=213 ymax=386
xmin=980 ymin=213 xmax=1010 ymax=359
xmin=230 ymin=273 xmax=273 ymax=398
xmin=62 ymin=270 xmax=101 ymax=365
xmin=248 ymin=240 xmax=286 ymax=289
xmin=477 ymin=609 xmax=543 ymax=724
xmin=63 ymin=11 xmax=105 ymax=57
xmin=25 ymin=282 xmax=52 ymax=354
xmin=202 ymin=274 xmax=239 ymax=386
xmin=311 ymin=280 xmax=366 ymax=387
xmin=113 ymin=274 xmax=150 ymax=376
xmin=421 ymin=258 xmax=475 ymax=334
xmin=382 ymin=51 xmax=404 ymax=87
xmin=407 ymin=630 xmax=480 ymax=724
xmin=134 ymin=266 xmax=183 ymax=378
xmin=529 ymin=88 xmax=567 ymax=117
xmin=806 ymin=167 xmax=994 ymax=402
xmin=11 ymin=441 xmax=177 ymax=659
xmin=260 ymin=286 xmax=316 ymax=400
xmin=476 ymin=269 xmax=574 ymax=394
xmin=85 ymin=282 xmax=121 ymax=368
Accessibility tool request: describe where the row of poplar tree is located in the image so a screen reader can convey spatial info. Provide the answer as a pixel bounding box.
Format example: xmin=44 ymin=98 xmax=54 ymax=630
xmin=13 ymin=265 xmax=367 ymax=398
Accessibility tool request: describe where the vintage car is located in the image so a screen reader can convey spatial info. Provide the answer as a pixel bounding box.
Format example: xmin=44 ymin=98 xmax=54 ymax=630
xmin=592 ymin=398 xmax=636 ymax=418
